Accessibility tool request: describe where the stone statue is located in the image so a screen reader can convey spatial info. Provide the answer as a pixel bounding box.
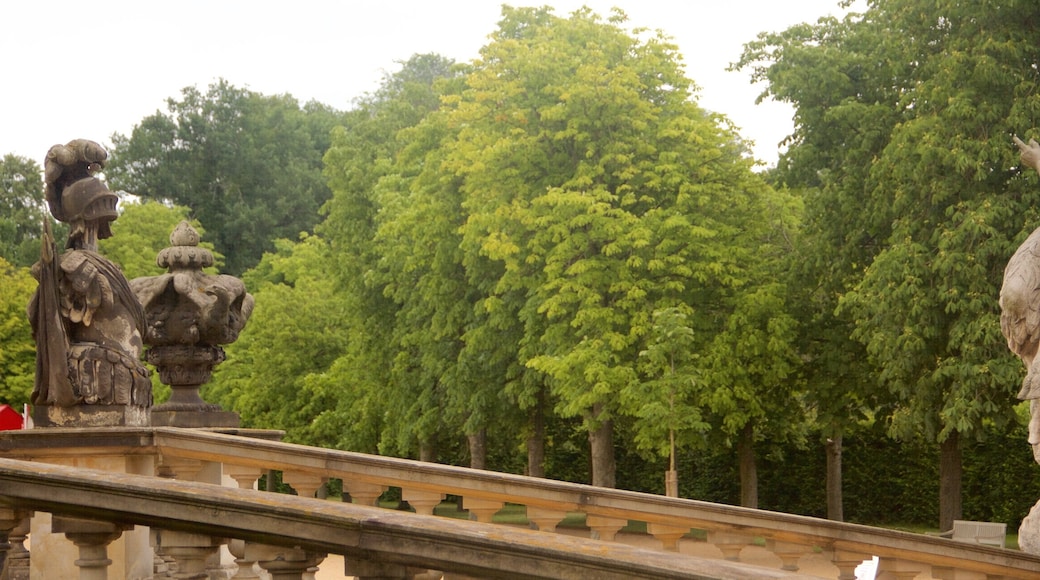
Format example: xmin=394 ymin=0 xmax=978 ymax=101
xmin=1001 ymin=136 xmax=1040 ymax=455
xmin=27 ymin=140 xmax=151 ymax=425
xmin=1003 ymin=135 xmax=1040 ymax=554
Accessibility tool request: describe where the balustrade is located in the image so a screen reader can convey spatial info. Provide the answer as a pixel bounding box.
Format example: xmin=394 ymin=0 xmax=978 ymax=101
xmin=2 ymin=427 xmax=1039 ymax=579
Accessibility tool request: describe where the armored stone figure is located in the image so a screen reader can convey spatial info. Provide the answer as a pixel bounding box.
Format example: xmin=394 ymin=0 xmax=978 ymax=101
xmin=1003 ymin=135 xmax=1040 ymax=555
xmin=27 ymin=139 xmax=151 ymax=423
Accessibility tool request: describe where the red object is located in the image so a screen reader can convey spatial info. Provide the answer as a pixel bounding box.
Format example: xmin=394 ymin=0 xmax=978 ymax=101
xmin=0 ymin=404 xmax=24 ymax=430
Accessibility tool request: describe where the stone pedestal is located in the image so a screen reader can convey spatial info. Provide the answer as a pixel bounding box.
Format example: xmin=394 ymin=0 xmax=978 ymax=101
xmin=151 ymin=409 xmax=240 ymax=428
xmin=148 ymin=345 xmax=240 ymax=428
xmin=31 ymin=404 xmax=149 ymax=428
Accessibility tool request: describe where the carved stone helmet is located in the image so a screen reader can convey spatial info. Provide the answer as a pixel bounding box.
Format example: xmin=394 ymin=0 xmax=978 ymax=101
xmin=59 ymin=177 xmax=119 ymax=237
xmin=44 ymin=139 xmax=119 ymax=244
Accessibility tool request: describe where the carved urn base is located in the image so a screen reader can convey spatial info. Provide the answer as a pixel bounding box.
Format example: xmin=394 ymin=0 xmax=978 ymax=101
xmin=147 ymin=345 xmax=240 ymax=428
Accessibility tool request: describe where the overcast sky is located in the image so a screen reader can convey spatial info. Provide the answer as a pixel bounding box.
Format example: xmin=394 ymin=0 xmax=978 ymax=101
xmin=1 ymin=1 xmax=858 ymax=169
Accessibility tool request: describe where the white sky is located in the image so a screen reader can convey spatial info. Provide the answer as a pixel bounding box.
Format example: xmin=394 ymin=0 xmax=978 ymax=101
xmin=1 ymin=1 xmax=858 ymax=169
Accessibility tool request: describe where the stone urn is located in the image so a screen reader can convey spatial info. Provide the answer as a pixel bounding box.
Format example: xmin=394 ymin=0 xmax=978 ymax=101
xmin=131 ymin=221 xmax=253 ymax=427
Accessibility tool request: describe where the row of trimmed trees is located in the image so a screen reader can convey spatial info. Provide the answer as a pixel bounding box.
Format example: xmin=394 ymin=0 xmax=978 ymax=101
xmin=203 ymin=7 xmax=804 ymax=497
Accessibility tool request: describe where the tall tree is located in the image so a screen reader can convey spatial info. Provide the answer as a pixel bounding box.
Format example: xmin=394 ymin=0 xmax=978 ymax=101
xmin=0 ymin=154 xmax=47 ymax=267
xmin=207 ymin=234 xmax=350 ymax=442
xmin=738 ymin=0 xmax=1039 ymax=529
xmin=444 ymin=6 xmax=801 ymax=489
xmin=314 ymin=54 xmax=475 ymax=462
xmin=106 ymin=80 xmax=346 ymax=274
xmin=735 ymin=8 xmax=906 ymax=520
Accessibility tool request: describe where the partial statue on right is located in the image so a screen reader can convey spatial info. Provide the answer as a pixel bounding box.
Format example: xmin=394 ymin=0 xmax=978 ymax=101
xmin=1001 ymin=135 xmax=1040 ymax=460
xmin=1003 ymin=135 xmax=1040 ymax=555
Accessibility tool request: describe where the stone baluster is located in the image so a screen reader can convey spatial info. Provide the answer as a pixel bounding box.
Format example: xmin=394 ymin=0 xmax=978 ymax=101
xmin=152 ymin=529 xmax=224 ymax=580
xmin=225 ymin=465 xmax=264 ymax=490
xmin=401 ymin=489 xmax=444 ymax=516
xmin=930 ymin=566 xmax=988 ymax=580
xmin=281 ymin=472 xmax=325 ymax=499
xmin=52 ymin=516 xmax=128 ymax=580
xmin=831 ymin=550 xmax=874 ymax=580
xmin=227 ymin=539 xmax=264 ymax=579
xmin=247 ymin=543 xmax=325 ymax=580
xmin=0 ymin=508 xmax=31 ymax=580
xmin=707 ymin=530 xmax=753 ymax=560
xmin=650 ymin=522 xmax=691 ymax=552
xmin=525 ymin=506 xmax=567 ymax=532
xmin=765 ymin=540 xmax=811 ymax=572
xmin=5 ymin=516 xmax=30 ymax=580
xmin=343 ymin=480 xmax=388 ymax=507
xmin=585 ymin=514 xmax=627 ymax=541
xmin=876 ymin=557 xmax=928 ymax=580
xmin=157 ymin=456 xmax=205 ymax=481
xmin=153 ymin=456 xmax=208 ymax=576
xmin=464 ymin=498 xmax=503 ymax=523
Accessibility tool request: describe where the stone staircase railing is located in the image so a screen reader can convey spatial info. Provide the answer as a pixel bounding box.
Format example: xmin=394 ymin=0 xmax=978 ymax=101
xmin=2 ymin=426 xmax=1038 ymax=579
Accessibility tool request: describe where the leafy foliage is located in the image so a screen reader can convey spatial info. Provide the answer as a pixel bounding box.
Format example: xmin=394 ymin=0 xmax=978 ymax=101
xmin=106 ymin=80 xmax=347 ymax=274
xmin=207 ymin=234 xmax=349 ymax=442
xmin=100 ymin=200 xmax=220 ymax=280
xmin=736 ymin=0 xmax=1040 ymax=525
xmin=308 ymin=7 xmax=805 ymax=488
xmin=0 ymin=154 xmax=47 ymax=267
xmin=0 ymin=257 xmax=36 ymax=404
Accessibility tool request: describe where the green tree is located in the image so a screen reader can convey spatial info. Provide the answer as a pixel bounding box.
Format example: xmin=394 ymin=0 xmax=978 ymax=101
xmin=207 ymin=234 xmax=349 ymax=442
xmin=106 ymin=80 xmax=346 ymax=274
xmin=0 ymin=154 xmax=47 ymax=267
xmin=99 ymin=200 xmax=220 ymax=280
xmin=738 ymin=0 xmax=1039 ymax=529
xmin=314 ymin=54 xmax=474 ymax=462
xmin=443 ymin=6 xmax=801 ymax=489
xmin=0 ymin=257 xmax=36 ymax=404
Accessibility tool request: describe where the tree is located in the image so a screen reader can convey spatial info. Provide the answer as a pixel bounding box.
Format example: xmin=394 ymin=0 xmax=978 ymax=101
xmin=0 ymin=257 xmax=36 ymax=404
xmin=442 ymin=6 xmax=801 ymax=489
xmin=207 ymin=234 xmax=350 ymax=442
xmin=632 ymin=305 xmax=707 ymax=495
xmin=106 ymin=80 xmax=347 ymax=274
xmin=0 ymin=154 xmax=47 ymax=267
xmin=737 ymin=0 xmax=1040 ymax=529
xmin=100 ymin=200 xmax=220 ymax=280
xmin=315 ymin=54 xmax=476 ymax=462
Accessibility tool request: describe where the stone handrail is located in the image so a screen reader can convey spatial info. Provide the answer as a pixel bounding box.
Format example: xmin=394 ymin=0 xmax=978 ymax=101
xmin=0 ymin=455 xmax=799 ymax=579
xmin=3 ymin=426 xmax=1039 ymax=578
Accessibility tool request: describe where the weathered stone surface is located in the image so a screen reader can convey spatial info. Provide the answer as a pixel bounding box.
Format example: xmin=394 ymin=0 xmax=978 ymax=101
xmin=1020 ymin=498 xmax=1040 ymax=555
xmin=31 ymin=404 xmax=149 ymax=428
xmin=27 ymin=140 xmax=151 ymax=424
xmin=131 ymin=221 xmax=252 ymax=427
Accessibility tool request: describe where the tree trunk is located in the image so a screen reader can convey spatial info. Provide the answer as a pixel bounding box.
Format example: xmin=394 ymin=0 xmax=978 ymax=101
xmin=527 ymin=401 xmax=546 ymax=478
xmin=737 ymin=422 xmax=758 ymax=508
xmin=825 ymin=432 xmax=844 ymax=521
xmin=419 ymin=440 xmax=437 ymax=463
xmin=939 ymin=430 xmax=963 ymax=533
xmin=588 ymin=404 xmax=616 ymax=488
xmin=467 ymin=428 xmax=487 ymax=470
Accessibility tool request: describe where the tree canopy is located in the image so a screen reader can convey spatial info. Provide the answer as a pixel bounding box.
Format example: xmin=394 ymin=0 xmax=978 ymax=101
xmin=0 ymin=154 xmax=47 ymax=267
xmin=106 ymin=80 xmax=348 ymax=274
xmin=289 ymin=6 xmax=803 ymax=493
xmin=736 ymin=0 xmax=1040 ymax=528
